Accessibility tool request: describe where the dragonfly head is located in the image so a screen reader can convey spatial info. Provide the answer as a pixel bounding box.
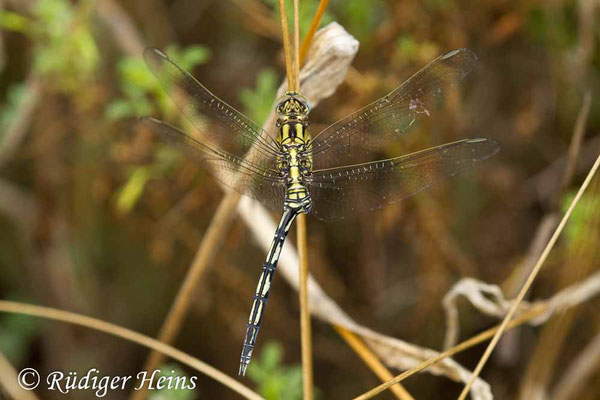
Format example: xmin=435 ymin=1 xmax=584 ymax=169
xmin=275 ymin=92 xmax=310 ymax=126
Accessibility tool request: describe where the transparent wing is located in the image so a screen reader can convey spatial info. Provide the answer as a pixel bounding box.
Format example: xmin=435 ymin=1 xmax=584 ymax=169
xmin=143 ymin=48 xmax=281 ymax=160
xmin=307 ymin=138 xmax=500 ymax=221
xmin=310 ymin=49 xmax=478 ymax=170
xmin=142 ymin=117 xmax=286 ymax=212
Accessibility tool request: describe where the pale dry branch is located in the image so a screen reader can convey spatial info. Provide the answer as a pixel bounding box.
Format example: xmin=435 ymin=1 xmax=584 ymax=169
xmin=557 ymin=90 xmax=592 ymax=198
xmin=552 ymin=332 xmax=600 ymax=400
xmin=96 ymin=0 xmax=145 ymax=56
xmin=443 ymin=278 xmax=511 ymax=349
xmin=443 ymin=268 xmax=600 ymax=349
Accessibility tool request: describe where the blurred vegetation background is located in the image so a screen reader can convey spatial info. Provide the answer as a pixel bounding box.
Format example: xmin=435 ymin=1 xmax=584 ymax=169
xmin=1 ymin=0 xmax=599 ymax=399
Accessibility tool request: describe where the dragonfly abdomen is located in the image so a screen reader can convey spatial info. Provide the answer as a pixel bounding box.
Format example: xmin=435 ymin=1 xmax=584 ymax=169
xmin=239 ymin=206 xmax=299 ymax=376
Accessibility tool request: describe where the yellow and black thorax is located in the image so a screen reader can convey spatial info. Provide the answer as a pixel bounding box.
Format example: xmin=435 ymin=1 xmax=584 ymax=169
xmin=275 ymin=92 xmax=313 ymax=211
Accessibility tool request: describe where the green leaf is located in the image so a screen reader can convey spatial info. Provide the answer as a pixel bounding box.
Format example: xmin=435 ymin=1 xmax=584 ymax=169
xmin=116 ymin=167 xmax=152 ymax=214
xmin=0 ymin=313 xmax=38 ymax=364
xmin=164 ymin=44 xmax=211 ymax=71
xmin=247 ymin=341 xmax=304 ymax=400
xmin=0 ymin=11 xmax=33 ymax=35
xmin=562 ymin=190 xmax=600 ymax=244
xmin=178 ymin=46 xmax=211 ymax=70
xmin=109 ymin=44 xmax=210 ymax=121
xmin=147 ymin=363 xmax=197 ymax=400
xmin=105 ymin=100 xmax=136 ymax=121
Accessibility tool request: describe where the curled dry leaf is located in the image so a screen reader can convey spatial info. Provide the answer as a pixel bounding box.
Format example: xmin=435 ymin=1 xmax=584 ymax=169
xmin=442 ymin=270 xmax=600 ymax=349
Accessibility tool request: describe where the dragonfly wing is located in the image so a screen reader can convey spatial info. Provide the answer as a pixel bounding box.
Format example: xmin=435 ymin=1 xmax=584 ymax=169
xmin=144 ymin=48 xmax=280 ymax=159
xmin=310 ymin=49 xmax=478 ymax=170
xmin=142 ymin=117 xmax=286 ymax=212
xmin=307 ymin=138 xmax=500 ymax=221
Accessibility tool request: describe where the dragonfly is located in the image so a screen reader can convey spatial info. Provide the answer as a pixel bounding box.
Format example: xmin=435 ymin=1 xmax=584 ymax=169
xmin=141 ymin=47 xmax=500 ymax=376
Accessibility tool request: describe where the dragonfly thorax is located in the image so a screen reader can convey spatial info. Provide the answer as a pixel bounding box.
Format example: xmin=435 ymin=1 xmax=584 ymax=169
xmin=274 ymin=92 xmax=313 ymax=213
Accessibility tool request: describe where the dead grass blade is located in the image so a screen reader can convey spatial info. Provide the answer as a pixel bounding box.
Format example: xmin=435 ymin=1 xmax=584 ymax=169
xmin=0 ymin=301 xmax=264 ymax=400
xmin=0 ymin=351 xmax=40 ymax=400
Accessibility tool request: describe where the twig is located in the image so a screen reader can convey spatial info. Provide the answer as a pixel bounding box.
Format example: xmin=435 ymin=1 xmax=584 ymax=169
xmin=557 ymin=90 xmax=592 ymax=199
xmin=552 ymin=331 xmax=600 ymax=400
xmin=0 ymin=75 xmax=41 ymax=168
xmin=299 ymin=0 xmax=329 ymax=64
xmin=0 ymin=301 xmax=263 ymax=400
xmin=528 ymin=135 xmax=600 ymax=204
xmin=96 ymin=0 xmax=145 ymax=55
xmin=335 ymin=326 xmax=414 ymax=400
xmin=353 ymin=304 xmax=548 ymax=400
xmin=456 ymin=152 xmax=600 ymax=400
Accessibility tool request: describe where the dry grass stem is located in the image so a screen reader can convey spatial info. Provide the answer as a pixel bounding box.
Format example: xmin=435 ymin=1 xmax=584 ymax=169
xmin=0 ymin=301 xmax=263 ymax=400
xmin=293 ymin=0 xmax=300 ymax=92
xmin=456 ymin=152 xmax=600 ymax=400
xmin=0 ymin=351 xmax=40 ymax=400
xmin=287 ymin=1 xmax=312 ymax=397
xmin=334 ymin=326 xmax=415 ymax=400
xmin=558 ymin=90 xmax=592 ymax=197
xmin=297 ymin=214 xmax=314 ymax=400
xmin=277 ymin=0 xmax=295 ymax=91
xmin=299 ymin=0 xmax=329 ymax=64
